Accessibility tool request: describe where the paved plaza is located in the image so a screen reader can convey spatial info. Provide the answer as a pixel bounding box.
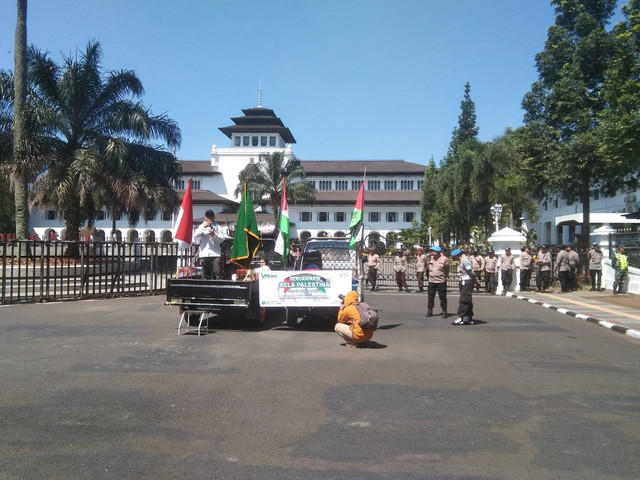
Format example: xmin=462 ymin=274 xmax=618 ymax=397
xmin=0 ymin=291 xmax=638 ymax=479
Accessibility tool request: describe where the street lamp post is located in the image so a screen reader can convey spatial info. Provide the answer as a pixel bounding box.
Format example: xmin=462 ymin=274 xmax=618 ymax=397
xmin=427 ymin=226 xmax=432 ymax=246
xmin=490 ymin=204 xmax=503 ymax=233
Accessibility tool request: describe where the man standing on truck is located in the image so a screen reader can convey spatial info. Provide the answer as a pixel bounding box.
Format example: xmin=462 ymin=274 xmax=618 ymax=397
xmin=195 ymin=210 xmax=224 ymax=279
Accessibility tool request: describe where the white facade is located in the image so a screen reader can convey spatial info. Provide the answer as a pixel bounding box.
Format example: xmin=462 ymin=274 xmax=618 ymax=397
xmin=528 ymin=187 xmax=640 ymax=246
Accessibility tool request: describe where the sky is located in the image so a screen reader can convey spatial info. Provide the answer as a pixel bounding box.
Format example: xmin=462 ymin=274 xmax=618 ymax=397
xmin=0 ymin=1 xmax=624 ymax=166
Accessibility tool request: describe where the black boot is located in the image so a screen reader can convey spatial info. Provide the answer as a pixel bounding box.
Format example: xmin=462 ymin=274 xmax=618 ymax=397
xmin=425 ymin=309 xmax=433 ymax=317
xmin=442 ymin=310 xmax=447 ymax=318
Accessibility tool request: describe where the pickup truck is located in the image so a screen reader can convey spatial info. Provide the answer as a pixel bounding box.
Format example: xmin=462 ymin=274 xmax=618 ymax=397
xmin=284 ymin=237 xmax=358 ymax=328
xmin=166 ymin=237 xmax=358 ymax=333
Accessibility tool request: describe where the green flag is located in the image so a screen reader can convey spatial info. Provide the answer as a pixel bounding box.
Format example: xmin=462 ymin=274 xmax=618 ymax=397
xmin=231 ymin=183 xmax=261 ymax=268
xmin=349 ymin=181 xmax=364 ymax=249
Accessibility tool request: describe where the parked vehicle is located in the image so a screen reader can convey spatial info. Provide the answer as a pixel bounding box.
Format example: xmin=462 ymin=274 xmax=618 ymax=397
xmin=284 ymin=237 xmax=358 ymax=328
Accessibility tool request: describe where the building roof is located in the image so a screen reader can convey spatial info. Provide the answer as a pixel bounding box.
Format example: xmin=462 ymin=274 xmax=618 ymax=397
xmin=180 ymin=160 xmax=219 ymax=176
xmin=300 ymin=160 xmax=427 ymax=175
xmin=219 ymin=106 xmax=296 ymax=144
xmin=176 ymin=190 xmax=239 ymax=206
xmin=295 ymin=190 xmax=422 ymax=205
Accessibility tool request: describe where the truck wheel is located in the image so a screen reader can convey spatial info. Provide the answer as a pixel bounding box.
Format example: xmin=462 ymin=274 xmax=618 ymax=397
xmin=286 ymin=309 xmax=299 ymax=328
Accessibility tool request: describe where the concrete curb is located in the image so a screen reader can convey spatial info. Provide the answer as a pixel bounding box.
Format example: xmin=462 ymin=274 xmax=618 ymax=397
xmin=505 ymin=292 xmax=640 ymax=341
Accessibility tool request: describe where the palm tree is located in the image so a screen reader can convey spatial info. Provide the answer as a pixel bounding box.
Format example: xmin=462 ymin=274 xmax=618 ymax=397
xmin=25 ymin=40 xmax=181 ymax=245
xmin=235 ymin=151 xmax=315 ymax=223
xmin=12 ymin=0 xmax=28 ymax=241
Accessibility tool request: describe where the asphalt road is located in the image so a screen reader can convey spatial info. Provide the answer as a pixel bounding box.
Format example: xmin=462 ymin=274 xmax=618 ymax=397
xmin=0 ymin=292 xmax=638 ymax=480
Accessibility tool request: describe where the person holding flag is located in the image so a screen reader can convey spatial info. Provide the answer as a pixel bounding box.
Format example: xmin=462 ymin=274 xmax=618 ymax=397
xmin=274 ymin=179 xmax=290 ymax=267
xmin=349 ymin=180 xmax=365 ymax=249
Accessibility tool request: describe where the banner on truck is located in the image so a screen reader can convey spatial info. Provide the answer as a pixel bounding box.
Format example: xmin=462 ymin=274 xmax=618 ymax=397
xmin=258 ymin=270 xmax=353 ymax=307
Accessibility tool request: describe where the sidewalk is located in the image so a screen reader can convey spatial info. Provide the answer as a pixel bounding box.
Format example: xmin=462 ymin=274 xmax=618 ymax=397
xmin=505 ymin=289 xmax=640 ymax=340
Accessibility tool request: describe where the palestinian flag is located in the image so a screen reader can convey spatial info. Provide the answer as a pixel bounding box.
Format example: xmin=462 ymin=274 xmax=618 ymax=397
xmin=274 ymin=179 xmax=290 ymax=266
xmin=349 ymin=181 xmax=364 ymax=249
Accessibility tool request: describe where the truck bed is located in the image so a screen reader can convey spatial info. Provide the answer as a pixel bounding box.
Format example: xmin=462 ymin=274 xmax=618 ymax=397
xmin=166 ymin=278 xmax=258 ymax=311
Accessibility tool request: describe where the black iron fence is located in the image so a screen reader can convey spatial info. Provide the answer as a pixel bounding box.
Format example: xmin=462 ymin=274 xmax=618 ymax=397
xmin=609 ymin=232 xmax=640 ymax=268
xmin=0 ymin=240 xmax=194 ymax=305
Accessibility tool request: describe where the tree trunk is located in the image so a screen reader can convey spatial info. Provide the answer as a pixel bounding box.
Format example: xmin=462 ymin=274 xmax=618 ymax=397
xmin=13 ymin=0 xmax=28 ymax=241
xmin=580 ymin=172 xmax=591 ymax=251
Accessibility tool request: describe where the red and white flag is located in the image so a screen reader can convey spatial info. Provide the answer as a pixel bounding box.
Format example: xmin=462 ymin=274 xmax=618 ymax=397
xmin=173 ymin=179 xmax=193 ymax=251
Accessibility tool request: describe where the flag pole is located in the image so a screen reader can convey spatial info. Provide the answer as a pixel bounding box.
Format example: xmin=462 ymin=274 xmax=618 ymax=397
xmin=358 ymin=168 xmax=367 ymax=300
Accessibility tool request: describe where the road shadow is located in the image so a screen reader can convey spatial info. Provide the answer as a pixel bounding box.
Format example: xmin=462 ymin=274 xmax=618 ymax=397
xmin=376 ymin=323 xmax=402 ymax=330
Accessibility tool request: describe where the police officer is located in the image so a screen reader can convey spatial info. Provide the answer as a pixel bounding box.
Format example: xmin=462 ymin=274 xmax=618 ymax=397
xmin=451 ymin=248 xmax=479 ymax=325
xmin=425 ymin=246 xmax=450 ymax=317
xmin=519 ymin=246 xmax=533 ymax=291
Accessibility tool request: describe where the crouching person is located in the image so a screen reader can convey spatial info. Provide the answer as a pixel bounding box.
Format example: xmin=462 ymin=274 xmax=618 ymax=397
xmin=335 ymin=291 xmax=375 ymax=348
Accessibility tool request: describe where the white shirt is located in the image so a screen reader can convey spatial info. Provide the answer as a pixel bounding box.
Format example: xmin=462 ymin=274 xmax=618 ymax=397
xmin=194 ymin=220 xmax=223 ymax=257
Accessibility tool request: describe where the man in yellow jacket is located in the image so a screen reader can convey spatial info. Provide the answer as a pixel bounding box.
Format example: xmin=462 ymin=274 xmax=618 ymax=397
xmin=335 ymin=291 xmax=375 ymax=347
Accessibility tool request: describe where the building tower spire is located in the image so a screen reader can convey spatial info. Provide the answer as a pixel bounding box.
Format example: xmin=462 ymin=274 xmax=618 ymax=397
xmin=258 ymin=80 xmax=262 ymax=108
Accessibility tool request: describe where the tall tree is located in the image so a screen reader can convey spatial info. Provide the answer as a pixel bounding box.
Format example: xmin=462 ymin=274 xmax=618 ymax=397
xmin=12 ymin=0 xmax=28 ymax=240
xmin=522 ymin=0 xmax=626 ymax=247
xmin=599 ymin=0 xmax=640 ymax=181
xmin=485 ymin=128 xmax=540 ymax=230
xmin=449 ymin=81 xmax=479 ymax=157
xmin=235 ymin=151 xmax=315 ymax=224
xmin=420 ymin=157 xmax=439 ymax=234
xmin=436 ymin=82 xmax=483 ymax=242
xmin=23 ymin=41 xmax=181 ymax=243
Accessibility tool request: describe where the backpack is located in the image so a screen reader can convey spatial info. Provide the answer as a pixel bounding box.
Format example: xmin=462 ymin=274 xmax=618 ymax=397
xmin=355 ymin=302 xmax=379 ymax=330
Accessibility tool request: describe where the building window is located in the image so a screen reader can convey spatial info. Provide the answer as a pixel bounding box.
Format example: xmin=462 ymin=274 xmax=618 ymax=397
xmin=401 ymin=180 xmax=414 ymax=190
xmin=96 ymin=211 xmax=106 ymax=221
xmin=176 ymin=179 xmax=185 ymax=190
xmin=234 ymin=136 xmax=241 ymax=146
xmin=335 ymin=212 xmax=345 ymax=222
xmin=252 ymin=136 xmax=258 ymax=146
xmin=269 ymin=136 xmax=276 ymax=146
xmin=368 ymin=180 xmax=381 ymax=191
xmin=404 ymin=212 xmax=415 ymax=222
xmin=46 ymin=210 xmax=56 ymax=220
xmin=144 ymin=210 xmax=155 ymax=221
xmin=300 ymin=211 xmax=312 ymax=222
xmin=417 ymin=180 xmax=423 ymax=190
xmin=387 ymin=212 xmax=397 ymax=222
xmin=369 ymin=212 xmax=380 ymax=222
xmin=384 ymin=180 xmax=397 ymax=190
xmin=192 ymin=180 xmax=201 ymax=190
xmin=319 ymin=180 xmax=332 ymax=191
xmin=351 ymin=180 xmax=360 ymax=190
xmin=261 ymin=136 xmax=267 ymax=146
xmin=162 ymin=209 xmax=172 ymax=221
xmin=318 ymin=212 xmax=329 ymax=222
xmin=335 ymin=180 xmax=348 ymax=190
xmin=243 ymin=136 xmax=250 ymax=146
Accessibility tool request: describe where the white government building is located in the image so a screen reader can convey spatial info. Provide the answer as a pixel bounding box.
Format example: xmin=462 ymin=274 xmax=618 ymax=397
xmin=527 ymin=189 xmax=640 ymax=247
xmin=30 ymin=103 xmax=427 ymax=246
